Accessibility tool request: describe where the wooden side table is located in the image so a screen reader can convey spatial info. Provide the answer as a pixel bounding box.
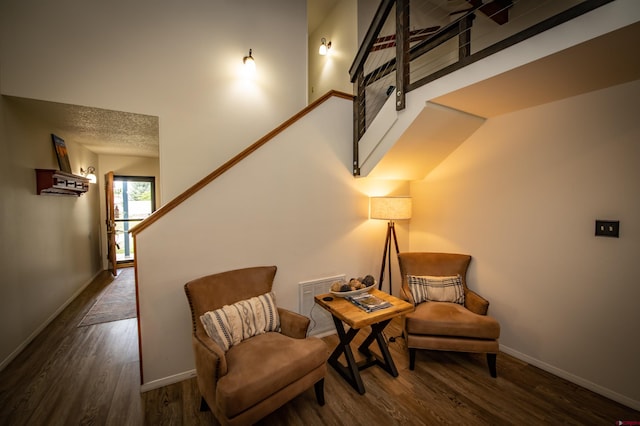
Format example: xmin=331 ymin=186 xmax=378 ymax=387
xmin=314 ymin=289 xmax=414 ymax=394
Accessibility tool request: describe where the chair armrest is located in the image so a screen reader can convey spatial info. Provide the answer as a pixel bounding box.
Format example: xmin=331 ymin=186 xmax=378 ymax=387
xmin=400 ymin=284 xmax=416 ymax=306
xmin=193 ymin=332 xmax=228 ymax=377
xmin=465 ymin=290 xmax=490 ymax=315
xmin=278 ymin=307 xmax=310 ymax=339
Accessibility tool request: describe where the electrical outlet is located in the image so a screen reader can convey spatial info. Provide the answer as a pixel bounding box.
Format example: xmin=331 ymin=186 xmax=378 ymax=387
xmin=595 ymin=220 xmax=619 ymax=238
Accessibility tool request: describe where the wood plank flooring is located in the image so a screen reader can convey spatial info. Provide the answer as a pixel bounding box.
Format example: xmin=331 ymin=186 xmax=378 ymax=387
xmin=1 ymin=269 xmax=638 ymax=425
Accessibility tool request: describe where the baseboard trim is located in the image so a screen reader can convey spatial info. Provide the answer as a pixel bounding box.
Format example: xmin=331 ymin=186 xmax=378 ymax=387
xmin=499 ymin=344 xmax=640 ymax=411
xmin=0 ymin=270 xmax=103 ymax=372
xmin=140 ymin=369 xmax=197 ymax=393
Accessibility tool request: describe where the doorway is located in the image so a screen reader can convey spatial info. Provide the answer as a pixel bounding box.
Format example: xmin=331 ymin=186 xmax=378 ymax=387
xmin=112 ymin=176 xmax=156 ymax=264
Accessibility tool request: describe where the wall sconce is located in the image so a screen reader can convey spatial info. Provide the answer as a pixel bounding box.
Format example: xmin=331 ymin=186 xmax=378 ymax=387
xmin=243 ymin=48 xmax=256 ymax=75
xmin=319 ymin=38 xmax=331 ymax=56
xmin=80 ymin=166 xmax=97 ymax=184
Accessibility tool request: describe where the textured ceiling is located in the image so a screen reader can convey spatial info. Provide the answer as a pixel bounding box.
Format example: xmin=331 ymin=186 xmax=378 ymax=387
xmin=5 ymin=96 xmax=159 ymax=158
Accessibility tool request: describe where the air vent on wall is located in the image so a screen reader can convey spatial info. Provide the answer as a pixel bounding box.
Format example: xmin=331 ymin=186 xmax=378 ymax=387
xmin=298 ymin=275 xmax=344 ymax=337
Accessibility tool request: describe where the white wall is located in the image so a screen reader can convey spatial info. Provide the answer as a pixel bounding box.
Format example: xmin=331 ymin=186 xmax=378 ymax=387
xmin=410 ymin=80 xmax=640 ymax=409
xmin=135 ymin=96 xmax=410 ymax=388
xmin=0 ymin=0 xmax=308 ymax=202
xmin=0 ymin=96 xmax=102 ymax=369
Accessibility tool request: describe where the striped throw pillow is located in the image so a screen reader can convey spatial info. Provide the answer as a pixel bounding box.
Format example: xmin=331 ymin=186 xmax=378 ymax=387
xmin=407 ymin=275 xmax=465 ymax=305
xmin=200 ymin=292 xmax=280 ymax=352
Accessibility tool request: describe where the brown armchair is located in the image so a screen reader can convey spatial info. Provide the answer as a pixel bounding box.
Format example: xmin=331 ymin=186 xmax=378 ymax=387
xmin=398 ymin=253 xmax=500 ymax=377
xmin=184 ymin=266 xmax=328 ymax=425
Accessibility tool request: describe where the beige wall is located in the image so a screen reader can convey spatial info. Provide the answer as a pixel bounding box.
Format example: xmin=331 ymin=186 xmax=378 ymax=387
xmin=306 ymin=0 xmax=380 ymax=102
xmin=410 ymin=80 xmax=640 ymax=408
xmin=135 ymin=96 xmax=411 ymax=388
xmin=0 ymin=96 xmax=102 ymax=369
xmin=0 ymin=0 xmax=309 ymax=371
xmin=308 ymin=0 xmax=358 ymax=102
xmin=0 ymin=0 xmax=308 ymax=202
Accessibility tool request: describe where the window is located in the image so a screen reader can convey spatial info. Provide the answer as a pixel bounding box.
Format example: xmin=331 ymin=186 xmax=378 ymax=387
xmin=113 ymin=176 xmax=156 ymax=263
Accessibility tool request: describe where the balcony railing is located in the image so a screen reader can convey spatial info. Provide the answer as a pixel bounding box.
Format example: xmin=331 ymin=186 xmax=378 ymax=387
xmin=349 ymin=0 xmax=615 ymax=176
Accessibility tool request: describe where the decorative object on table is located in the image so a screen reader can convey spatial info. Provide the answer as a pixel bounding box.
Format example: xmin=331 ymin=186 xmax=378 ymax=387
xmin=370 ymin=196 xmax=412 ymax=294
xmin=329 ymin=275 xmax=376 ymax=297
xmin=51 ymin=134 xmax=72 ymax=173
xmin=347 ymin=292 xmax=392 ymax=312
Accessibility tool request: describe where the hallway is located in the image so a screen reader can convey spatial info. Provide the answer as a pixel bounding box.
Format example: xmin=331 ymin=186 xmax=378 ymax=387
xmin=0 ymin=270 xmax=142 ymax=425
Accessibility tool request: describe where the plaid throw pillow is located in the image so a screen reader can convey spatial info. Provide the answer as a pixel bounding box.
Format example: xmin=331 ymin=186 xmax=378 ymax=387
xmin=200 ymin=292 xmax=280 ymax=351
xmin=407 ymin=275 xmax=465 ymax=305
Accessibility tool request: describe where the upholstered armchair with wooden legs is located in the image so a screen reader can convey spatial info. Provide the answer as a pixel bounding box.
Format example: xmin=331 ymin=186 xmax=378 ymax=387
xmin=184 ymin=266 xmax=328 ymax=426
xmin=398 ymin=253 xmax=501 ymax=377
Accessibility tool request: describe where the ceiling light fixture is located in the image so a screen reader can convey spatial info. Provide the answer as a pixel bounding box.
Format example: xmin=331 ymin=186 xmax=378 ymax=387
xmin=319 ymin=38 xmax=331 ymax=56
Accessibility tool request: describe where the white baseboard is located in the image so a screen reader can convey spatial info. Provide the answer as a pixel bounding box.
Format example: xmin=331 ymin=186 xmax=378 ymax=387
xmin=0 ymin=270 xmax=103 ymax=372
xmin=140 ymin=341 xmax=639 ymax=411
xmin=140 ymin=369 xmax=197 ymax=393
xmin=500 ymin=344 xmax=640 ymax=411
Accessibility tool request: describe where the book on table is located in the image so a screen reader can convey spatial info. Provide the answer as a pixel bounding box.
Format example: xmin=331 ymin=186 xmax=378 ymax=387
xmin=348 ymin=293 xmax=392 ymax=312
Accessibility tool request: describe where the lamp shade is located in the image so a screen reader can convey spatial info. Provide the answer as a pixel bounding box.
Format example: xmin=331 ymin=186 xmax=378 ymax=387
xmin=370 ymin=197 xmax=412 ymax=220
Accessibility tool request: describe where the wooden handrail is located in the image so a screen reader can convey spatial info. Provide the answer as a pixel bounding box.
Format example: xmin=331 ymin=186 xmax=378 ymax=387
xmin=131 ymin=90 xmax=353 ymax=236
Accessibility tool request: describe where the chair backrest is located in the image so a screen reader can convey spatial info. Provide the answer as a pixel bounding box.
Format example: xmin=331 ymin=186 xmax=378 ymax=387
xmin=184 ymin=265 xmax=277 ymax=335
xmin=398 ymin=252 xmax=472 ymax=297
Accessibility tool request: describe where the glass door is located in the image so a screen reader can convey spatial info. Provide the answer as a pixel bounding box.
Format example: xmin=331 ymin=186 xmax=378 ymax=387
xmin=113 ymin=176 xmax=156 ymax=263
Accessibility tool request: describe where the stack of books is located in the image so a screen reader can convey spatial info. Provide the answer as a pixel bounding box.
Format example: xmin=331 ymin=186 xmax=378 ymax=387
xmin=347 ymin=293 xmax=392 ymax=312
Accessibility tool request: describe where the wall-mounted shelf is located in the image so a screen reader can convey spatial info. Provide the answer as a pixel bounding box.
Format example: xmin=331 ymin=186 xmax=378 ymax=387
xmin=35 ymin=169 xmax=89 ymax=196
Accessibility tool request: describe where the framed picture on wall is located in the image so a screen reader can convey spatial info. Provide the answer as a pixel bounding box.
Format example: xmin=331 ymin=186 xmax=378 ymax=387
xmin=51 ymin=134 xmax=72 ymax=173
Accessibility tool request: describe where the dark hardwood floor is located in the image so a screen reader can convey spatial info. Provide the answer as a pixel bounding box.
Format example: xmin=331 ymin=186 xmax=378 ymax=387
xmin=1 ymin=270 xmax=637 ymax=425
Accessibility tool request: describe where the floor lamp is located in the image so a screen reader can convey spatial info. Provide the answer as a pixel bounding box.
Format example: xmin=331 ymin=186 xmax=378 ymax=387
xmin=370 ymin=197 xmax=412 ymax=295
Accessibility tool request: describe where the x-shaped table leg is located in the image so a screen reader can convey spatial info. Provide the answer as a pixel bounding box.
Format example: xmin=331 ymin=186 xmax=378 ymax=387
xmin=327 ymin=316 xmax=397 ymax=394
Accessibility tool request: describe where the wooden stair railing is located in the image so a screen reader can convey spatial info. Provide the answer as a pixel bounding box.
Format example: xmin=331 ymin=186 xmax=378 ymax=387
xmin=130 ymin=90 xmax=353 ymax=236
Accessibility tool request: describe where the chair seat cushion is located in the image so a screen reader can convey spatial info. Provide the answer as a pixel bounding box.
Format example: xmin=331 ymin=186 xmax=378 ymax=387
xmin=406 ymin=301 xmax=500 ymax=340
xmin=217 ymin=332 xmax=327 ymax=418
